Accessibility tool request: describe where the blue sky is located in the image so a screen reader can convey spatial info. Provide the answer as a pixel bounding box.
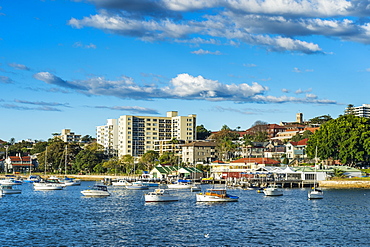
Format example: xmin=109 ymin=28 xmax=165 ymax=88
xmin=1 ymin=0 xmax=370 ymax=142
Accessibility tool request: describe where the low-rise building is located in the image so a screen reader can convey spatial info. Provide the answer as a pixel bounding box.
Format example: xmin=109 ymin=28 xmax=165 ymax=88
xmin=4 ymin=155 xmax=37 ymax=173
xmin=181 ymin=141 xmax=216 ymax=165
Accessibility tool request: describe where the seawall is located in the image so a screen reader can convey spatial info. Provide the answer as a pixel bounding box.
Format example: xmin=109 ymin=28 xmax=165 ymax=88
xmin=320 ymin=180 xmax=370 ymax=188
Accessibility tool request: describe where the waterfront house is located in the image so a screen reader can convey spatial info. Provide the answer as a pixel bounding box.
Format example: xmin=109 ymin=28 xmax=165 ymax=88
xmin=4 ymin=155 xmax=37 ymax=173
xmin=285 ymin=138 xmax=308 ymax=164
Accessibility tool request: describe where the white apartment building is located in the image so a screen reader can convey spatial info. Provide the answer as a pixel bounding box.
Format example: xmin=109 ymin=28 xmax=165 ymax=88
xmin=96 ymin=119 xmax=118 ymax=156
xmin=346 ymin=104 xmax=370 ymax=118
xmin=98 ymin=111 xmax=196 ymax=157
xmin=55 ymin=129 xmax=81 ymax=143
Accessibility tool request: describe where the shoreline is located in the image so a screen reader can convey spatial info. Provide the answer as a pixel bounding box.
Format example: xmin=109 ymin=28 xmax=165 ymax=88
xmin=4 ymin=174 xmax=370 ymax=188
xmin=319 ymin=180 xmax=370 ymax=189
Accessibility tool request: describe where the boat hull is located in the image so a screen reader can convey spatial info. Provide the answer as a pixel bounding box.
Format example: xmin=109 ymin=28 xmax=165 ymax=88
xmin=263 ymin=188 xmax=283 ymax=196
xmin=308 ymin=191 xmax=324 ymax=199
xmin=81 ymin=190 xmax=110 ymax=196
xmin=196 ymin=194 xmax=238 ymax=202
xmin=34 ymin=185 xmax=64 ymax=190
xmin=167 ymin=184 xmax=192 ymax=189
xmin=126 ymin=185 xmax=149 ymax=190
xmin=144 ymin=195 xmax=178 ymax=202
xmin=2 ymin=189 xmax=22 ymax=194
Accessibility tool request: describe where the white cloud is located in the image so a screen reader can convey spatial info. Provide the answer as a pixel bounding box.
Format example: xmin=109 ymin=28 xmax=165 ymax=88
xmin=8 ymin=63 xmax=30 ymax=71
xmin=67 ymin=0 xmax=370 ymax=53
xmin=33 ymin=71 xmax=337 ymax=105
xmin=191 ymin=49 xmax=222 ymax=55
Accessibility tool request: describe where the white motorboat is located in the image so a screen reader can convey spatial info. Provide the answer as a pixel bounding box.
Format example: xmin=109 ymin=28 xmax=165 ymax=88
xmin=33 ymin=182 xmax=64 ymax=190
xmin=196 ymin=188 xmax=239 ymax=202
xmin=126 ymin=181 xmax=149 ymax=190
xmin=0 ymin=178 xmax=22 ymax=186
xmin=81 ymin=184 xmax=110 ymax=197
xmin=167 ymin=180 xmax=192 ymax=189
xmin=263 ymin=184 xmax=283 ymax=196
xmin=60 ymin=177 xmax=81 ymax=186
xmin=24 ymin=175 xmax=41 ymax=183
xmin=112 ymin=179 xmax=130 ymax=186
xmin=144 ymin=189 xmax=178 ymax=202
xmin=1 ymin=185 xmax=21 ymax=194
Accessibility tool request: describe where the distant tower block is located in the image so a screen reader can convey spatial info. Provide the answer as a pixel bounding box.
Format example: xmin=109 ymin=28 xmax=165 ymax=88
xmin=296 ymin=113 xmax=303 ymax=123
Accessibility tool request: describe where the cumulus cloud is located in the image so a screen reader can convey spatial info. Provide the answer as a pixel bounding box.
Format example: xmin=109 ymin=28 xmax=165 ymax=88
xmin=67 ymin=0 xmax=370 ymax=53
xmin=33 ymin=71 xmax=337 ymax=104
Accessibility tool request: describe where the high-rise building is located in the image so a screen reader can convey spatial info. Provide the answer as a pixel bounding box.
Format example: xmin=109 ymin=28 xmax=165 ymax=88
xmin=96 ymin=119 xmax=118 ymax=156
xmin=97 ymin=111 xmax=196 ymax=157
xmin=346 ymin=104 xmax=370 ymax=118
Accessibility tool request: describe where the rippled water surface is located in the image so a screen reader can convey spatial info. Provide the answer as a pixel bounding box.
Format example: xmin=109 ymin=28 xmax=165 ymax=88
xmin=1 ymin=181 xmax=370 ymax=246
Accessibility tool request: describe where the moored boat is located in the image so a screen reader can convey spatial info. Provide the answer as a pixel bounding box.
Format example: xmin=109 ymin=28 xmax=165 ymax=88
xmin=196 ymin=188 xmax=239 ymax=202
xmin=0 ymin=178 xmax=22 ymax=186
xmin=81 ymin=184 xmax=110 ymax=197
xmin=144 ymin=189 xmax=178 ymax=202
xmin=190 ymin=184 xmax=201 ymax=192
xmin=33 ymin=182 xmax=64 ymax=190
xmin=167 ymin=180 xmax=192 ymax=189
xmin=308 ymin=188 xmax=324 ymax=199
xmin=263 ymin=184 xmax=283 ymax=196
xmin=1 ymin=185 xmax=21 ymax=194
xmin=112 ymin=179 xmax=130 ymax=186
xmin=126 ymin=181 xmax=149 ymax=190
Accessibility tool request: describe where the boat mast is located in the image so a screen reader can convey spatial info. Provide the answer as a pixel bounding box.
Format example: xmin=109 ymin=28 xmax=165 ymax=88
xmin=65 ymin=145 xmax=68 ymax=176
xmin=44 ymin=146 xmax=48 ymax=177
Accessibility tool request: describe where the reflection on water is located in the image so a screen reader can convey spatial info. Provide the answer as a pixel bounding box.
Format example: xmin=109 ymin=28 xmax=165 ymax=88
xmin=1 ymin=181 xmax=370 ymax=246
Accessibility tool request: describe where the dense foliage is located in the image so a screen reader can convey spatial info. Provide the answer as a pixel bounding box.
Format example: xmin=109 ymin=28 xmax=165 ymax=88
xmin=307 ymin=115 xmax=370 ymax=166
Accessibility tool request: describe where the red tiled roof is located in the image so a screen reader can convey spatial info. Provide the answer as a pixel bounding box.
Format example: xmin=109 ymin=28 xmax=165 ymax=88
xmin=212 ymin=160 xmax=226 ymax=164
xmin=230 ymin=157 xmax=280 ymax=165
xmin=290 ymin=138 xmax=308 ymax=146
xmin=8 ymin=156 xmax=31 ymax=162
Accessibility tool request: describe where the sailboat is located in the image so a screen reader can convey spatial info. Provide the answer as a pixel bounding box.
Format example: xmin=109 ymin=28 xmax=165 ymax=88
xmin=308 ymin=147 xmax=324 ymax=200
xmin=34 ymin=147 xmax=64 ymax=191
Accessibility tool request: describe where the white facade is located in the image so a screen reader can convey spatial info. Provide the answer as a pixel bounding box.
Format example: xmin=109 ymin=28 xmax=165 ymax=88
xmin=99 ymin=111 xmax=196 ymax=157
xmin=347 ymin=104 xmax=370 ymax=118
xmin=56 ymin=129 xmax=81 ymax=143
xmin=96 ymin=119 xmax=118 ymax=155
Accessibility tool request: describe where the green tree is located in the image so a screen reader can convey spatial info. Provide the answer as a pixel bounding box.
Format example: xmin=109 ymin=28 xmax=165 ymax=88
xmin=159 ymin=152 xmax=179 ymax=166
xmin=73 ymin=144 xmax=104 ymax=174
xmin=102 ymin=156 xmax=120 ymax=174
xmin=308 ymin=115 xmax=332 ymax=125
xmin=120 ymin=154 xmax=135 ymax=174
xmin=307 ymin=115 xmax=370 ymax=166
xmin=332 ymin=168 xmax=345 ymax=178
xmin=140 ymin=150 xmax=159 ymax=171
xmin=291 ymin=130 xmax=313 ymax=142
xmin=196 ymin=124 xmax=211 ymax=140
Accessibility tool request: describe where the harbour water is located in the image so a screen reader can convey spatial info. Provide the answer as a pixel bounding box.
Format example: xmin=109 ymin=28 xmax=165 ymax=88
xmin=1 ymin=181 xmax=370 ymax=246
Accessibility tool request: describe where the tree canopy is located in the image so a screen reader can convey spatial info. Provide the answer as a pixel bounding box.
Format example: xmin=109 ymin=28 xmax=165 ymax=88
xmin=196 ymin=124 xmax=211 ymax=140
xmin=307 ymin=115 xmax=370 ymax=166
